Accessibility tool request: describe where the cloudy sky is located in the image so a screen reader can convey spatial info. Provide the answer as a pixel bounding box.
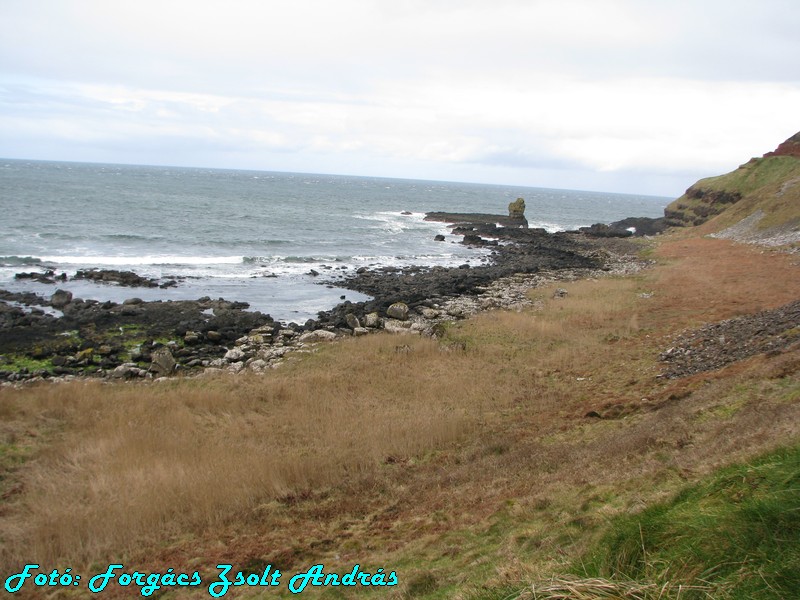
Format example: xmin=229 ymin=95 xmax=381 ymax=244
xmin=1 ymin=1 xmax=798 ymax=197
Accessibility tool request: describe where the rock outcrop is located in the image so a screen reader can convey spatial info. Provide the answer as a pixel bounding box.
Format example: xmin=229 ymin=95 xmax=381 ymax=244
xmin=73 ymin=268 xmax=179 ymax=289
xmin=425 ymin=195 xmax=530 ymax=229
xmin=664 ymin=186 xmax=743 ymax=227
xmin=580 ymin=216 xmax=667 ymax=238
xmin=764 ymin=131 xmax=800 ymax=158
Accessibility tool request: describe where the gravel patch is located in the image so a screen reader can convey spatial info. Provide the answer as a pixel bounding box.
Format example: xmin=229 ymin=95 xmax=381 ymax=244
xmin=659 ymin=300 xmax=800 ymax=378
xmin=710 ymin=210 xmax=800 ymax=248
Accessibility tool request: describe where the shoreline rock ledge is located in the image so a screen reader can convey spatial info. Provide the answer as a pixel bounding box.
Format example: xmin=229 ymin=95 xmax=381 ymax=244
xmin=425 ymin=196 xmax=529 ymax=229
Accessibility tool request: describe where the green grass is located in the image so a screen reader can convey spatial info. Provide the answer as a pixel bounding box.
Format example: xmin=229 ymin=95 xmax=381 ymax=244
xmin=0 ymin=442 xmax=30 ymax=470
xmin=666 ymin=155 xmax=800 ymax=231
xmin=0 ymin=353 xmax=54 ymax=374
xmin=576 ymin=444 xmax=800 ymax=599
xmin=698 ymin=156 xmax=800 ymax=196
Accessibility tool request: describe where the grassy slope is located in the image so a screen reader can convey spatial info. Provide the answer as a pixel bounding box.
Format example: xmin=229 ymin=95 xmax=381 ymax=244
xmin=666 ymin=155 xmax=800 ymax=232
xmin=0 ymin=234 xmax=799 ymax=599
xmin=577 ymin=444 xmax=800 ymax=599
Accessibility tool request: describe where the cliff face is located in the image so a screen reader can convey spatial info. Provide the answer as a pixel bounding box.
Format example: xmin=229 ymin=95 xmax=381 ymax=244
xmin=664 ymin=186 xmax=742 ymax=227
xmin=664 ymin=132 xmax=800 ymax=233
xmin=764 ymin=132 xmax=800 ymax=158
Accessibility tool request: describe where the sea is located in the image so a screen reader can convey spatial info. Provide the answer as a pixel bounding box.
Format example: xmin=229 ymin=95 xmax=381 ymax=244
xmin=0 ymin=159 xmax=670 ymax=323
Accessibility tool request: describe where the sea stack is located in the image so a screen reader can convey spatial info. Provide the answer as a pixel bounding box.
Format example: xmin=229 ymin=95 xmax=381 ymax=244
xmin=507 ymin=197 xmax=529 ymax=228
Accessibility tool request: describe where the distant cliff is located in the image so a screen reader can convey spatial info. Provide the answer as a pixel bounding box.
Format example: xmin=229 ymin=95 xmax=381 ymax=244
xmin=664 ymin=133 xmax=800 ymax=245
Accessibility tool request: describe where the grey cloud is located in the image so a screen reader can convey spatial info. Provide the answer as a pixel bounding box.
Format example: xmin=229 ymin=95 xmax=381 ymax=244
xmin=1 ymin=0 xmax=799 ymax=198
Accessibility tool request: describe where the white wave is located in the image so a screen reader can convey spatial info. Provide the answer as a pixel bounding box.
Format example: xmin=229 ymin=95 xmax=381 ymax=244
xmin=528 ymin=221 xmax=566 ymax=233
xmin=38 ymin=255 xmax=245 ymax=266
xmin=354 ymin=210 xmax=444 ymax=235
xmin=349 ymin=249 xmax=490 ymax=269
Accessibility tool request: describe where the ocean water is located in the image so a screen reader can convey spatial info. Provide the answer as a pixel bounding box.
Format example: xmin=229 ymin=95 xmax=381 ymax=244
xmin=0 ymin=159 xmax=669 ymax=323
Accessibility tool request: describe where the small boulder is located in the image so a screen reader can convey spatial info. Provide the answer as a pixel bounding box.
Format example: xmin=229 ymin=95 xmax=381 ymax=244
xmin=248 ymin=359 xmax=269 ymax=372
xmin=51 ymin=355 xmax=68 ymax=367
xmin=247 ymin=333 xmax=269 ymax=345
xmin=298 ymin=329 xmax=337 ymax=343
xmin=363 ymin=312 xmax=381 ymax=328
xmin=386 ymin=302 xmax=410 ymax=321
xmin=184 ymin=331 xmax=202 ymax=345
xmin=420 ymin=307 xmax=440 ymax=319
xmin=75 ymin=348 xmax=94 ymax=363
xmin=384 ymin=320 xmax=416 ymax=334
xmin=150 ymin=347 xmax=176 ymax=376
xmin=50 ymin=289 xmax=73 ymax=308
xmin=345 ymin=314 xmax=361 ymax=329
xmin=111 ymin=363 xmax=144 ymax=379
xmin=224 ymin=347 xmax=246 ymax=362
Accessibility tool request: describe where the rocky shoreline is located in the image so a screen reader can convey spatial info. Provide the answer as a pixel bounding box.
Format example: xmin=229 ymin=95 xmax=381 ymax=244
xmin=0 ymin=209 xmax=655 ymax=385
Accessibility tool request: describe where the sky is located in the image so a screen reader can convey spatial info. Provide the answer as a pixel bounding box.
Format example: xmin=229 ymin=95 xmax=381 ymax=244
xmin=1 ymin=1 xmax=798 ymax=197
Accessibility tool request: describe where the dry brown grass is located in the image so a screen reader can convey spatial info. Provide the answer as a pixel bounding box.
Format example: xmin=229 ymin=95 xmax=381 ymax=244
xmin=516 ymin=576 xmax=713 ymax=599
xmin=0 ymin=336 xmax=480 ymax=568
xmin=647 ymin=236 xmax=800 ymax=327
xmin=0 ymin=232 xmax=798 ymax=599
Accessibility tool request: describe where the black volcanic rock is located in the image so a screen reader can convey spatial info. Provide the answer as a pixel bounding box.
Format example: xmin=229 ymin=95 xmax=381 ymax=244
xmin=74 ymin=268 xmax=160 ymax=287
xmin=0 ymin=293 xmax=276 ymax=380
xmin=425 ymin=211 xmax=528 ymax=229
xmin=317 ymin=221 xmax=601 ymax=328
xmin=580 ymin=216 xmax=667 ymax=238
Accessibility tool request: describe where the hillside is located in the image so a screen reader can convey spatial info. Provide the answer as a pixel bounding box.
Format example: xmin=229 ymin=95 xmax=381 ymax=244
xmin=664 ymin=132 xmax=800 ymax=245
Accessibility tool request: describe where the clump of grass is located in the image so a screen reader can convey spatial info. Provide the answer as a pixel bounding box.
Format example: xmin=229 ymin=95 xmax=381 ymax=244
xmin=576 ymin=444 xmax=800 ymax=598
xmin=404 ymin=571 xmax=439 ymax=597
xmin=516 ymin=576 xmax=712 ymax=599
